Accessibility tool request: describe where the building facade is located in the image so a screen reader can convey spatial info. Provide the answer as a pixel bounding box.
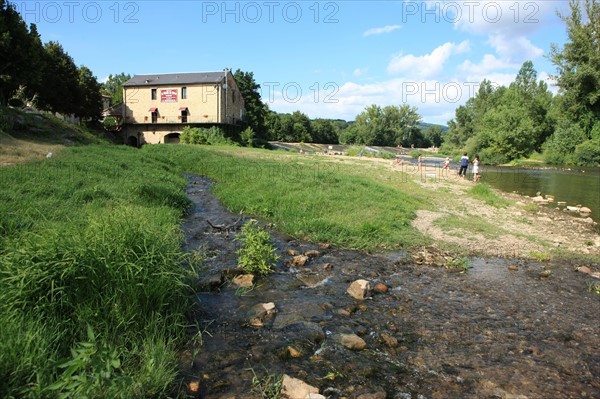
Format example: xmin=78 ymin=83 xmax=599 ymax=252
xmin=122 ymin=70 xmax=244 ymax=146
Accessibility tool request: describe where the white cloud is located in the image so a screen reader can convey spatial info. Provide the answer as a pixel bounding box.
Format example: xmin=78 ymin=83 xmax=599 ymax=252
xmin=363 ymin=24 xmax=402 ymax=37
xmin=458 ymin=54 xmax=519 ymax=82
xmin=387 ymin=40 xmax=470 ymax=78
xmin=265 ymin=77 xmax=484 ymax=124
xmin=353 ymin=68 xmax=369 ymax=77
xmin=487 ymin=34 xmax=544 ymax=63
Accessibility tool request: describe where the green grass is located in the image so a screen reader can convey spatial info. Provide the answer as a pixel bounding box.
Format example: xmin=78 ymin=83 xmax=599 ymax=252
xmin=466 ymin=183 xmax=512 ymax=208
xmin=153 ymin=144 xmax=428 ymax=250
xmin=433 ymin=214 xmax=505 ymax=239
xmin=0 ymin=145 xmax=195 ymax=398
xmin=0 ymin=142 xmax=433 ymax=397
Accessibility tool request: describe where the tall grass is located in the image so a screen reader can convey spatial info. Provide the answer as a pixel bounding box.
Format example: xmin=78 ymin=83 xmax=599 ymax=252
xmin=147 ymin=145 xmax=428 ymax=250
xmin=0 ymin=142 xmax=431 ymax=396
xmin=0 ymin=145 xmax=194 ymax=398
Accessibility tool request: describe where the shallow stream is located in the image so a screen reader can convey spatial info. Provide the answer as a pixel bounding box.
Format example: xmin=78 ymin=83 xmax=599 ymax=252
xmin=179 ymin=174 xmax=600 ymax=399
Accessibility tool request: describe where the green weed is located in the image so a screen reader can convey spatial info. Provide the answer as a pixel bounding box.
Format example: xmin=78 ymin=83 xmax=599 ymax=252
xmin=587 ymin=281 xmax=600 ymax=295
xmin=445 ymin=257 xmax=472 ymax=272
xmin=530 ymin=251 xmax=551 ymax=262
xmin=248 ymin=366 xmax=283 ymax=399
xmin=236 ymin=220 xmax=280 ymax=275
xmin=466 ymin=183 xmax=511 ymax=208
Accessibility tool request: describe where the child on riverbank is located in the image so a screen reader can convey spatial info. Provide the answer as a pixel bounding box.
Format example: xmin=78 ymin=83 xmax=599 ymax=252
xmin=472 ymin=155 xmax=480 ymax=183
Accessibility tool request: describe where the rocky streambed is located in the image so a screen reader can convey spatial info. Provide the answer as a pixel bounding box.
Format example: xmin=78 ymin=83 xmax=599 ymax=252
xmin=179 ymin=174 xmax=600 ymax=399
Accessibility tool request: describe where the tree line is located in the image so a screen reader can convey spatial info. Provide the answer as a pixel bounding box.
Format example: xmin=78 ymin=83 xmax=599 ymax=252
xmin=0 ymin=0 xmax=102 ymax=120
xmin=444 ymin=0 xmax=599 ymax=166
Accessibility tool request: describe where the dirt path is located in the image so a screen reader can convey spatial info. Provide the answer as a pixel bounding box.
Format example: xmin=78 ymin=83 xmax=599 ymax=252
xmin=179 ymin=174 xmax=600 ymax=399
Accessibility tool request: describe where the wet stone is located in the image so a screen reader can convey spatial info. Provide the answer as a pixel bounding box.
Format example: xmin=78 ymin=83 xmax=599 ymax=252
xmin=373 ymin=282 xmax=389 ymax=294
xmin=339 ymin=333 xmax=367 ymax=350
xmin=381 ymin=332 xmax=399 ymax=348
xmin=290 ymin=255 xmax=309 ymax=267
xmin=197 ymin=272 xmax=224 ymax=291
xmin=347 ymin=279 xmax=372 ymax=300
xmin=304 ymin=250 xmax=322 ymax=258
xmin=296 ymin=273 xmax=328 ymax=288
xmin=280 ymin=374 xmax=320 ymax=399
xmin=232 ymin=274 xmax=254 ymax=287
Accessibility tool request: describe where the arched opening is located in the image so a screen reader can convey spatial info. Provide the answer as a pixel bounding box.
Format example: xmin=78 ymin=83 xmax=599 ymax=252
xmin=127 ymin=135 xmax=138 ymax=147
xmin=164 ymin=132 xmax=180 ymax=144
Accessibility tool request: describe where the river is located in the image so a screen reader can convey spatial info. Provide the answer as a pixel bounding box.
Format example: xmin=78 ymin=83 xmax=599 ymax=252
xmin=478 ymin=165 xmax=600 ymax=223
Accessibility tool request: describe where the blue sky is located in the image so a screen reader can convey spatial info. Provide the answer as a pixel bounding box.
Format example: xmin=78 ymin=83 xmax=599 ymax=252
xmin=16 ymin=0 xmax=570 ymax=124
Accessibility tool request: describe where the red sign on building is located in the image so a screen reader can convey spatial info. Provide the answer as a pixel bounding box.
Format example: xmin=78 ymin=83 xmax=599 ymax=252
xmin=161 ymin=89 xmax=178 ymax=102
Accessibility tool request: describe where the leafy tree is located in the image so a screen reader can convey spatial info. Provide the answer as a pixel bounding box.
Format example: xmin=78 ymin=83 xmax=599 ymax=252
xmin=233 ymin=69 xmax=268 ymax=143
xmin=36 ymin=41 xmax=80 ymax=115
xmin=349 ymin=104 xmax=422 ymax=146
xmin=311 ymin=119 xmax=339 ymax=143
xmin=290 ymin=111 xmax=312 ymax=142
xmin=444 ymin=62 xmax=553 ymax=162
xmin=0 ymin=1 xmax=44 ymax=105
xmin=76 ymin=66 xmax=102 ymax=121
xmin=102 ymin=73 xmax=131 ymax=106
xmin=543 ymin=0 xmax=600 ymax=165
xmin=352 ymin=104 xmax=385 ymax=145
xmin=549 ymin=0 xmax=600 ymax=133
xmin=424 ymin=125 xmax=444 ymax=147
xmin=394 ymin=104 xmax=422 ymax=146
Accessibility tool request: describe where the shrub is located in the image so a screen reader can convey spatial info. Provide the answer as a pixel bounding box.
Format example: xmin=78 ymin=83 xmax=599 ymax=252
xmin=102 ymin=116 xmax=122 ymax=132
xmin=180 ymin=126 xmax=234 ymax=145
xmin=0 ymin=107 xmax=14 ymax=133
xmin=573 ymin=138 xmax=600 ymax=166
xmin=241 ymin=127 xmax=255 ymax=147
xmin=236 ymin=220 xmax=279 ymax=275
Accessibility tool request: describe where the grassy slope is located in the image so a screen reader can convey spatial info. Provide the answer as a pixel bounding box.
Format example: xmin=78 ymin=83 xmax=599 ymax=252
xmin=0 ymin=106 xmax=108 ymax=165
xmin=0 ymin=114 xmax=196 ymax=398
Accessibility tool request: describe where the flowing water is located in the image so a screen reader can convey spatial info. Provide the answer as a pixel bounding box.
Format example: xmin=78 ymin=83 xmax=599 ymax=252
xmin=179 ymin=174 xmax=600 ymax=399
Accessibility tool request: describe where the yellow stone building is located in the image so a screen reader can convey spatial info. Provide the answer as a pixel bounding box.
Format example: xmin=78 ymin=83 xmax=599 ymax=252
xmin=122 ymin=70 xmax=245 ymax=146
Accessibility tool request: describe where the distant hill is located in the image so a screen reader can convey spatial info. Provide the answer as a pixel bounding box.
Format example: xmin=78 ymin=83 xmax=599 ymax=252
xmin=418 ymin=122 xmax=449 ymax=132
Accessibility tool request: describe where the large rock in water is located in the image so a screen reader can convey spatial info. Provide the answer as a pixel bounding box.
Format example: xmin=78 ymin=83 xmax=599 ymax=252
xmin=347 ymin=279 xmax=372 ymax=300
xmin=280 ymin=374 xmax=321 ymax=399
xmin=339 ymin=333 xmax=367 ymax=350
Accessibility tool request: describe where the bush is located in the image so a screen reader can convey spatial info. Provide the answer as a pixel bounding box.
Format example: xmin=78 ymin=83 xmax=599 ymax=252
xmin=180 ymin=126 xmax=234 ymax=146
xmin=241 ymin=127 xmax=255 ymax=147
xmin=0 ymin=107 xmax=14 ymax=133
xmin=102 ymin=116 xmax=122 ymax=131
xmin=573 ymin=138 xmax=600 ymax=166
xmin=236 ymin=220 xmax=279 ymax=275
